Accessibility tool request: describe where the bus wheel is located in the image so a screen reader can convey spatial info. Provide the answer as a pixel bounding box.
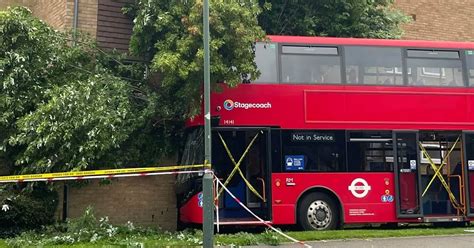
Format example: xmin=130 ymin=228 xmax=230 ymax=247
xmin=298 ymin=192 xmax=338 ymax=231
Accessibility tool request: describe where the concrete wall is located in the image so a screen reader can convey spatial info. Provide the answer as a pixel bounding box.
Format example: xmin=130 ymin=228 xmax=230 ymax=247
xmin=56 ymin=175 xmax=177 ymax=231
xmin=395 ymin=0 xmax=474 ymax=41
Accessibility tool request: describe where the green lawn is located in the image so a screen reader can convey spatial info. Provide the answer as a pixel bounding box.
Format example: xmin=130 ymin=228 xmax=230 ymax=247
xmin=3 ymin=225 xmax=474 ymax=247
xmin=287 ymin=225 xmax=474 ymax=242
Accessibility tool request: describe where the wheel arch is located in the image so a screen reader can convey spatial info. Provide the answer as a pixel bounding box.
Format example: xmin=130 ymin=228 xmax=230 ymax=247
xmin=295 ymin=186 xmax=344 ymax=227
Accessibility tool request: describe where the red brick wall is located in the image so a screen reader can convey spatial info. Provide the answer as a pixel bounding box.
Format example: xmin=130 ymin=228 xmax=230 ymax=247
xmin=0 ymin=0 xmax=97 ymax=36
xmin=32 ymin=0 xmax=68 ymax=31
xmin=56 ymin=175 xmax=177 ymax=231
xmin=64 ymin=0 xmax=98 ymax=36
xmin=395 ymin=0 xmax=474 ymax=41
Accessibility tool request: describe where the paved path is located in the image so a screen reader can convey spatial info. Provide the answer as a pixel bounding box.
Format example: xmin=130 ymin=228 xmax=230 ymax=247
xmin=246 ymin=234 xmax=474 ymax=248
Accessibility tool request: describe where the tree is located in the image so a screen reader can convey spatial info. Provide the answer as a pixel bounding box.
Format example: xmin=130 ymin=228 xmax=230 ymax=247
xmin=127 ymin=0 xmax=266 ymax=117
xmin=0 ymin=7 xmax=156 ymax=174
xmin=258 ymin=0 xmax=411 ymax=38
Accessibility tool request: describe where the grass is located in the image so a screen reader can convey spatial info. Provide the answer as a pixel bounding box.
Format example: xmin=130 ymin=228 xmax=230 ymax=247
xmin=286 ymin=225 xmax=474 ymax=242
xmin=3 ymin=225 xmax=474 ymax=247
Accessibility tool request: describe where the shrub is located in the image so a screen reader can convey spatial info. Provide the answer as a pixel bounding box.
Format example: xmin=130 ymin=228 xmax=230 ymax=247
xmin=0 ymin=184 xmax=58 ymax=237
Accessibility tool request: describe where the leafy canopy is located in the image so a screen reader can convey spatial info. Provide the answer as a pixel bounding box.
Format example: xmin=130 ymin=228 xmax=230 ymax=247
xmin=258 ymin=0 xmax=411 ymax=38
xmin=0 ymin=7 xmax=156 ymax=173
xmin=128 ymin=0 xmax=266 ymax=116
xmin=128 ymin=0 xmax=409 ymax=121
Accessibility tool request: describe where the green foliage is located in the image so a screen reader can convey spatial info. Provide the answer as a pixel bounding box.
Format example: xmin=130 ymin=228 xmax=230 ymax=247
xmin=0 ymin=185 xmax=57 ymax=237
xmin=5 ymin=224 xmax=474 ymax=248
xmin=6 ymin=207 xmax=120 ymax=247
xmin=128 ymin=0 xmax=265 ymax=117
xmin=6 ymin=207 xmax=205 ymax=247
xmin=259 ymin=0 xmax=411 ymax=38
xmin=0 ymin=7 xmax=157 ymax=173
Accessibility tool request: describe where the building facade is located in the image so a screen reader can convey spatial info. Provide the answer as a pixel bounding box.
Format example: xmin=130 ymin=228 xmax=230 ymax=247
xmin=1 ymin=0 xmax=175 ymax=231
xmin=0 ymin=0 xmax=133 ymax=53
xmin=395 ymin=0 xmax=474 ymax=42
xmin=2 ymin=0 xmax=474 ymax=49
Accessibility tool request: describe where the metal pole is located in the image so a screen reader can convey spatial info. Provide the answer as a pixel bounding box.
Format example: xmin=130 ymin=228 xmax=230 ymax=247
xmin=72 ymin=0 xmax=79 ymax=46
xmin=202 ymin=0 xmax=214 ymax=247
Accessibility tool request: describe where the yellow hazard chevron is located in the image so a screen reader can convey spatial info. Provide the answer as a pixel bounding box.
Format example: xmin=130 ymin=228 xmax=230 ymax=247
xmin=0 ymin=164 xmax=206 ymax=182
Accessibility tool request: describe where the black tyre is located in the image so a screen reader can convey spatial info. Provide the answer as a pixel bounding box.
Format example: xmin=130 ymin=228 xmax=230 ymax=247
xmin=298 ymin=192 xmax=339 ymax=231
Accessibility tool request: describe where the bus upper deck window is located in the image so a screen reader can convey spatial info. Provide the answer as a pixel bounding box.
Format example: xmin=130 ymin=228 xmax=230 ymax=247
xmin=344 ymin=46 xmax=403 ymax=86
xmin=254 ymin=42 xmax=278 ymax=84
xmin=406 ymin=49 xmax=463 ymax=87
xmin=465 ymin=50 xmax=474 ymax=86
xmin=280 ymin=45 xmax=341 ymax=85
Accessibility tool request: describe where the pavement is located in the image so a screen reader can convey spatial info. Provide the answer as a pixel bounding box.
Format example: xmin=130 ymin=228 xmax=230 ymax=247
xmin=245 ymin=234 xmax=474 ymax=248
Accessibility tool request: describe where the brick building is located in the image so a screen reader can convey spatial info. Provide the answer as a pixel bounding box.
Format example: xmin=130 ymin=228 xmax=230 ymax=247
xmin=395 ymin=0 xmax=474 ymax=42
xmin=3 ymin=1 xmax=474 ymax=51
xmin=0 ymin=0 xmax=176 ymax=231
xmin=0 ymin=0 xmax=133 ymax=53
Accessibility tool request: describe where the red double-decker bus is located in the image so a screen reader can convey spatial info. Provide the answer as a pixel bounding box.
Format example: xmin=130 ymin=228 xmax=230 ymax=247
xmin=177 ymin=35 xmax=474 ymax=230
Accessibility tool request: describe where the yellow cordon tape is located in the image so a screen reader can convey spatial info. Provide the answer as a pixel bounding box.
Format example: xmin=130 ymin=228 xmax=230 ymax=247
xmin=216 ymin=131 xmax=265 ymax=202
xmin=213 ymin=174 xmax=312 ymax=248
xmin=419 ymin=137 xmax=462 ymax=210
xmin=0 ymin=164 xmax=206 ymax=183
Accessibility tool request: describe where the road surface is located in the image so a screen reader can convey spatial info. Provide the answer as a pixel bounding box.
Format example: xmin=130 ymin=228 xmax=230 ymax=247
xmin=244 ymin=234 xmax=474 ymax=248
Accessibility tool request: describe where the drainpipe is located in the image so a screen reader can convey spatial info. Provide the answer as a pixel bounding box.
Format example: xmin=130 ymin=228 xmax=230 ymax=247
xmin=72 ymin=0 xmax=79 ymax=46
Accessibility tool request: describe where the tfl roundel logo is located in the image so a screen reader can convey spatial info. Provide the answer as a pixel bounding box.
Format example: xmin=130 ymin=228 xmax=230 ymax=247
xmin=348 ymin=178 xmax=371 ymax=198
xmin=223 ymin=99 xmax=234 ymax=111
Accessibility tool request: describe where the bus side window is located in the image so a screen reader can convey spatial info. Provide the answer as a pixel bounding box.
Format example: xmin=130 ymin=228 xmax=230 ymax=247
xmin=281 ymin=130 xmax=346 ymax=172
xmin=406 ymin=49 xmax=463 ymax=87
xmin=254 ymin=42 xmax=278 ymax=84
xmin=344 ymin=46 xmax=403 ymax=86
xmin=466 ymin=50 xmax=474 ymax=86
xmin=280 ymin=46 xmax=342 ymax=85
xmin=347 ymin=131 xmax=394 ymax=172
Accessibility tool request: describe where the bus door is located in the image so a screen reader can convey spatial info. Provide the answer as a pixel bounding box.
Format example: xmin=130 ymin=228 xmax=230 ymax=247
xmin=212 ymin=127 xmax=271 ymax=222
xmin=394 ymin=131 xmax=423 ymax=218
xmin=463 ymin=132 xmax=474 ymax=217
xmin=418 ymin=132 xmax=465 ymax=219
